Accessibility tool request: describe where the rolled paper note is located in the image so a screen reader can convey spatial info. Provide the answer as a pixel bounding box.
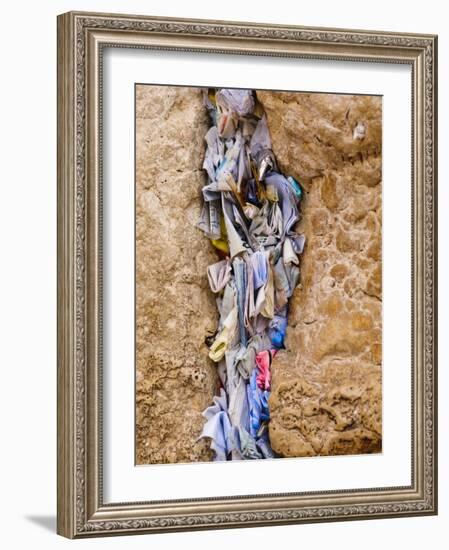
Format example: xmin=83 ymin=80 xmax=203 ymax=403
xmin=207 ymin=259 xmax=232 ymax=293
xmin=215 ymin=88 xmax=255 ymax=117
xmin=255 ymin=350 xmax=273 ymax=391
xmin=283 ymin=237 xmax=299 ymax=265
xmin=268 ymin=314 xmax=288 ymax=349
xmin=286 ymin=175 xmax=303 ymax=201
xmin=209 ymin=300 xmax=238 ymax=362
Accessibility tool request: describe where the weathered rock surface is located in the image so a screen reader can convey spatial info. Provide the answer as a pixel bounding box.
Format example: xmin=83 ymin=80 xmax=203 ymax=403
xmin=136 ymin=87 xmax=382 ymax=464
xmin=257 ymin=91 xmax=382 ymax=457
xmin=135 ymin=85 xmax=218 ymax=464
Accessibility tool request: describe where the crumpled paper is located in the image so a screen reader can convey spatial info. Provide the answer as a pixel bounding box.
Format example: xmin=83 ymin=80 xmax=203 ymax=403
xmin=197 ymin=88 xmax=305 ymax=460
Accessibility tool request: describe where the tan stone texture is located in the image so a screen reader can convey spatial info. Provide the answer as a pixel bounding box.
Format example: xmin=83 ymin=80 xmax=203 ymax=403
xmin=257 ymin=91 xmax=382 ymax=457
xmin=136 ymin=87 xmax=382 ymax=464
xmin=135 ymin=85 xmax=218 ymax=464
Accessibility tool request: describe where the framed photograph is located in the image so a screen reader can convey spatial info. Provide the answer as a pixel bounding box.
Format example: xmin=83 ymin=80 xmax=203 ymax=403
xmin=57 ymin=11 xmax=438 ymax=538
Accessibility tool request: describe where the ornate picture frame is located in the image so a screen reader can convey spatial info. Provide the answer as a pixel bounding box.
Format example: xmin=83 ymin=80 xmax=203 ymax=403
xmin=57 ymin=11 xmax=438 ymax=538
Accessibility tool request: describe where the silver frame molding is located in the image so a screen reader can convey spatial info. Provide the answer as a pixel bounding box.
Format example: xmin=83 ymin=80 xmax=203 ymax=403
xmin=57 ymin=11 xmax=438 ymax=538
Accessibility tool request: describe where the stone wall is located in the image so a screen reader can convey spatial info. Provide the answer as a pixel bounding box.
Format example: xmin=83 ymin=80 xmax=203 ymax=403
xmin=135 ymin=87 xmax=382 ymax=463
xmin=135 ymin=85 xmax=218 ymax=464
xmin=257 ymin=91 xmax=382 ymax=457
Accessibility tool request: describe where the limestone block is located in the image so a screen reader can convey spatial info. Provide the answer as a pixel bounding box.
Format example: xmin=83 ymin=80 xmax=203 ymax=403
xmin=257 ymin=91 xmax=382 ymax=457
xmin=135 ymin=85 xmax=218 ymax=464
